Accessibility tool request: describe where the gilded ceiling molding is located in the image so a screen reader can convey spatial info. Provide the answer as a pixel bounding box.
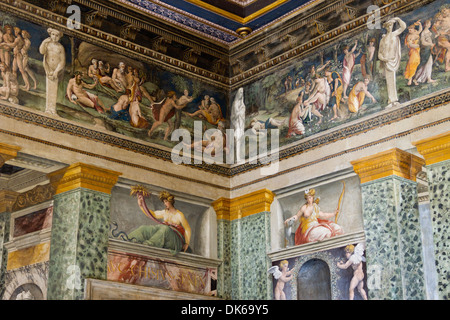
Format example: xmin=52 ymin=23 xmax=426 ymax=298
xmin=229 ymin=0 xmax=355 ymax=57
xmin=48 ymin=163 xmax=122 ymax=195
xmin=212 ymin=189 xmax=275 ymax=221
xmin=182 ymin=0 xmax=290 ymax=24
xmin=112 ymin=0 xmax=239 ymax=43
xmin=351 ymin=148 xmax=425 ymax=184
xmin=413 ymin=132 xmax=450 ymax=166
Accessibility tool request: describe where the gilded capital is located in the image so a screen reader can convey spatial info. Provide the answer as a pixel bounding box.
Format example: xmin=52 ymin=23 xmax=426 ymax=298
xmin=0 ymin=142 xmax=21 ymax=167
xmin=351 ymin=148 xmax=425 ymax=184
xmin=0 ymin=190 xmax=20 ymax=213
xmin=48 ymin=162 xmax=122 ymax=195
xmin=212 ymin=189 xmax=275 ymax=221
xmin=412 ymin=131 xmax=450 ymax=166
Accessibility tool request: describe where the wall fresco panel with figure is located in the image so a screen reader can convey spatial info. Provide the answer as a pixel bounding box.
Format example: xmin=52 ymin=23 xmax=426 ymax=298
xmin=235 ymin=0 xmax=450 ymax=153
xmin=280 ymin=177 xmax=363 ymax=247
xmin=107 ymin=184 xmax=218 ymax=296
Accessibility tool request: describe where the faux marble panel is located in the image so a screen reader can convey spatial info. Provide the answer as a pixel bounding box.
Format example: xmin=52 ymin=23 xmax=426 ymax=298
xmin=7 ymin=242 xmax=50 ymax=270
xmin=47 ymin=188 xmax=111 ymax=300
xmin=13 ymin=207 xmax=53 ymax=237
xmin=426 ymin=160 xmax=450 ymax=300
xmin=361 ymin=176 xmax=425 ymax=300
xmin=216 ymin=219 xmax=231 ymax=300
xmin=230 ymin=212 xmax=271 ymax=300
xmin=0 ymin=213 xmax=11 ymax=298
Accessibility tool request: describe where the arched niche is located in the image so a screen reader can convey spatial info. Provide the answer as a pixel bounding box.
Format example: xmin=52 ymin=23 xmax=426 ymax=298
xmin=297 ymin=258 xmax=331 ymax=300
xmin=289 ymin=251 xmax=340 ymax=300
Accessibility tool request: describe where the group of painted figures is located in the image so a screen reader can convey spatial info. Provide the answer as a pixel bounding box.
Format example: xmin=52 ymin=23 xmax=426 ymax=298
xmin=0 ymin=24 xmax=37 ymax=104
xmin=0 ymin=24 xmax=226 ymax=140
xmin=284 ymin=4 xmax=450 ymax=139
xmin=68 ymin=57 xmax=226 ymax=140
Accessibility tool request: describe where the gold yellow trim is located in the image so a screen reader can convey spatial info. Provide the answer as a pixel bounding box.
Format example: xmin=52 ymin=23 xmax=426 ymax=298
xmin=184 ymin=0 xmax=289 ymax=24
xmin=0 ymin=142 xmax=21 ymax=166
xmin=7 ymin=242 xmax=50 ymax=271
xmin=0 ymin=190 xmax=20 ymax=214
xmin=212 ymin=189 xmax=275 ymax=220
xmin=351 ymin=148 xmax=425 ymax=184
xmin=48 ymin=163 xmax=122 ymax=195
xmin=412 ymin=131 xmax=450 ymax=166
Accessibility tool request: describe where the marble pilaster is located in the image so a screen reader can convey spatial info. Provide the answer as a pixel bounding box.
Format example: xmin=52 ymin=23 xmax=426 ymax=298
xmin=413 ymin=132 xmax=450 ymax=300
xmin=352 ymin=148 xmax=426 ymax=300
xmin=212 ymin=189 xmax=274 ymax=300
xmin=46 ymin=163 xmax=121 ymax=300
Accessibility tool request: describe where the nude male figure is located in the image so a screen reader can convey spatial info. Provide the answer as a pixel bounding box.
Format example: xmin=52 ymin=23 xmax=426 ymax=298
xmin=66 ymin=71 xmax=105 ymax=113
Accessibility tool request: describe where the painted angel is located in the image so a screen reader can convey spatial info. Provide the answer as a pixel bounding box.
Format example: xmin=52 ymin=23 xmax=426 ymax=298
xmin=337 ymin=243 xmax=368 ymax=300
xmin=268 ymin=260 xmax=293 ymax=300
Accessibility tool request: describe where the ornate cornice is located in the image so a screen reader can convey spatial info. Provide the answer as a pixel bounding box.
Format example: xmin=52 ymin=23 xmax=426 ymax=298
xmin=48 ymin=163 xmax=122 ymax=195
xmin=212 ymin=188 xmax=274 ymax=220
xmin=0 ymin=142 xmax=21 ymax=167
xmin=412 ymin=131 xmax=450 ymax=166
xmin=351 ymin=148 xmax=425 ymax=184
xmin=229 ymin=0 xmax=434 ymax=87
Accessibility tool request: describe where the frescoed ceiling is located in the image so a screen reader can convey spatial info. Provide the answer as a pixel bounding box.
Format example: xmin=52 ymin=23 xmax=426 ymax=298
xmin=106 ymin=0 xmax=325 ymax=44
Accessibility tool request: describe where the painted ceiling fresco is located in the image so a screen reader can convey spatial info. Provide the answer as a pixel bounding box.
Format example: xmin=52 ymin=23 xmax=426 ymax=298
xmin=112 ymin=0 xmax=322 ymax=43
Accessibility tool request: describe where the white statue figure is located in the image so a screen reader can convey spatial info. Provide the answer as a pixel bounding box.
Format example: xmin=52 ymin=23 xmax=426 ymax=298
xmin=230 ymin=87 xmax=245 ymax=163
xmin=378 ymin=17 xmax=406 ymax=108
xmin=39 ymin=28 xmax=66 ymax=115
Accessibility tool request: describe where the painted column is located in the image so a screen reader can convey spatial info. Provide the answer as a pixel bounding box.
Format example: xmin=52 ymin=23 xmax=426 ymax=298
xmin=212 ymin=189 xmax=274 ymax=300
xmin=46 ymin=163 xmax=121 ymax=300
xmin=352 ymin=148 xmax=426 ymax=300
xmin=413 ymin=131 xmax=450 ymax=300
xmin=0 ymin=143 xmax=21 ymax=298
xmin=0 ymin=190 xmax=19 ymax=298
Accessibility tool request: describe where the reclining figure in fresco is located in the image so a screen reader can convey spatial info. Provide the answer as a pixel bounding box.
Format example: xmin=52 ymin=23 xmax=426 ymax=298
xmin=128 ymin=186 xmax=192 ymax=255
xmin=284 ymin=189 xmax=343 ymax=245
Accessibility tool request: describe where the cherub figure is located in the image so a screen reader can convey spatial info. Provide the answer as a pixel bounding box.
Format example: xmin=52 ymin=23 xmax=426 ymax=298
xmin=337 ymin=243 xmax=368 ymax=300
xmin=268 ymin=260 xmax=293 ymax=300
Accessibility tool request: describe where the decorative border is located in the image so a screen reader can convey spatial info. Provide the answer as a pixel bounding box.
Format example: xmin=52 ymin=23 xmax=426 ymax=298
xmin=0 ymin=89 xmax=448 ymax=183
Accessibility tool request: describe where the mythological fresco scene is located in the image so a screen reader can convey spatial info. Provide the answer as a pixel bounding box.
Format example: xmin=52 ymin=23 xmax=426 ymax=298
xmin=0 ymin=0 xmax=448 ymax=304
